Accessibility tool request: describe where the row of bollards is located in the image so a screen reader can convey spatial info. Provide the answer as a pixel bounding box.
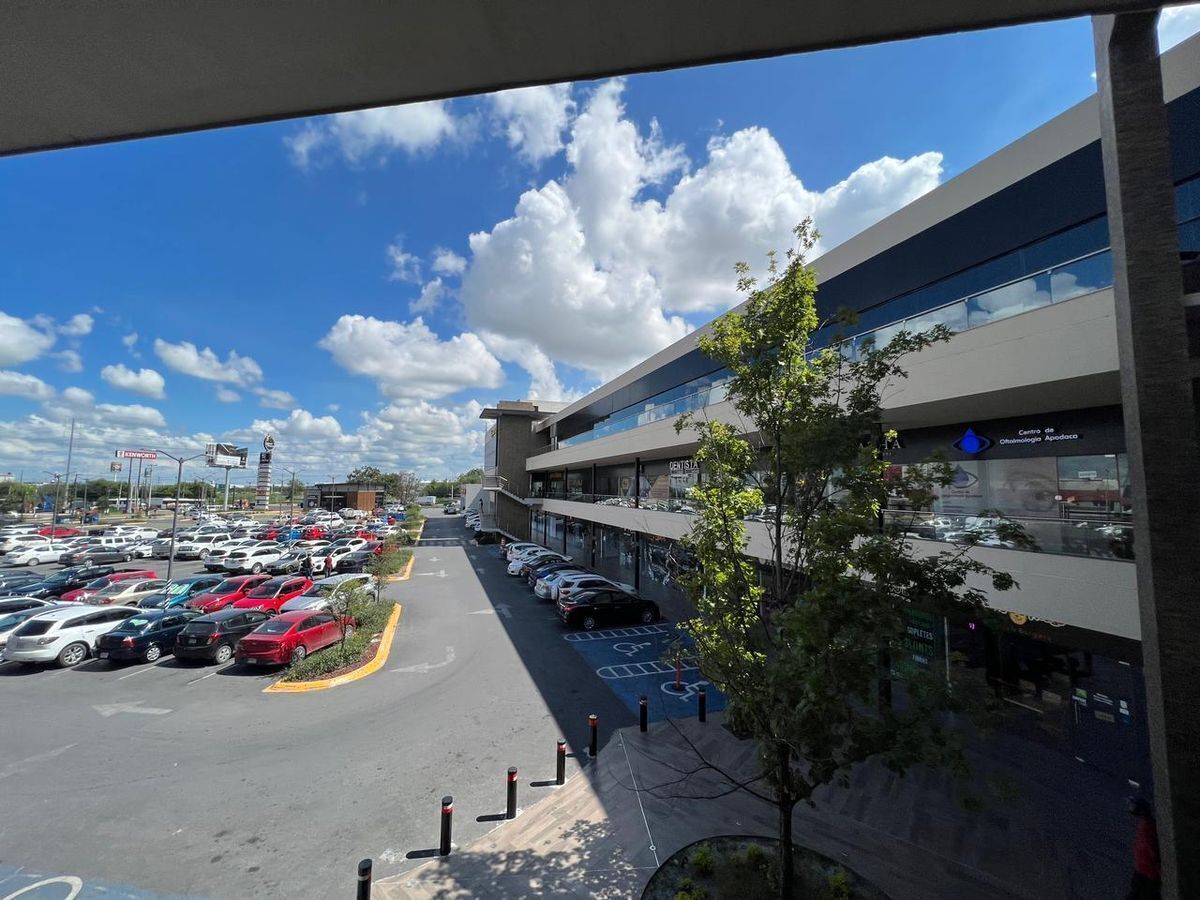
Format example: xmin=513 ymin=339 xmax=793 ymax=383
xmin=356 ymin=698 xmax=711 ymax=890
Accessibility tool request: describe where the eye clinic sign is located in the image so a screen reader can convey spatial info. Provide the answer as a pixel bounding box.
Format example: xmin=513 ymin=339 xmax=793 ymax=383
xmin=996 ymin=426 xmax=1081 ymax=447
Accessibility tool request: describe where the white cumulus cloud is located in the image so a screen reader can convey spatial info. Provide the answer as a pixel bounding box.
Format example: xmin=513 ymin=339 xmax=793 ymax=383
xmin=215 ymin=387 xmax=241 ymax=404
xmin=285 ymin=101 xmax=466 ymax=168
xmin=252 ymin=387 xmax=297 ymax=409
xmin=410 ymin=278 xmax=446 ymax=314
xmin=0 ymin=371 xmax=54 ymax=401
xmin=318 ymin=315 xmax=504 ymax=400
xmin=58 ymin=313 xmax=94 ymax=337
xmin=55 ymin=350 xmax=83 ymax=373
xmin=458 ymin=80 xmax=943 ymax=387
xmin=1160 ymin=4 xmax=1200 ymax=50
xmin=386 ymin=241 xmax=423 ymax=283
xmin=431 ymin=248 xmax=467 ymax=276
xmin=489 ymin=83 xmax=575 ymax=164
xmin=100 ymin=364 xmax=166 ymax=399
xmin=153 ymin=339 xmax=263 ymax=386
xmin=0 ymin=312 xmax=56 ymax=367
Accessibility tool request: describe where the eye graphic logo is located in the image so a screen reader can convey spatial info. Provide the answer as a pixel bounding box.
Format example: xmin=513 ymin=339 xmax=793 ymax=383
xmin=949 ymin=465 xmax=978 ymax=489
xmin=953 ymin=427 xmax=993 ymax=455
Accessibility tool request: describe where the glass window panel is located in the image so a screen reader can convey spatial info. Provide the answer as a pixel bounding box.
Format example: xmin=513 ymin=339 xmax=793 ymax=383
xmin=1050 ymin=251 xmax=1112 ymax=303
xmin=907 ymin=300 xmax=967 ymax=335
xmin=984 ymin=458 xmax=1060 ymax=517
xmin=966 ymin=273 xmax=1052 ymax=328
xmin=1056 ymin=455 xmax=1123 ymax=513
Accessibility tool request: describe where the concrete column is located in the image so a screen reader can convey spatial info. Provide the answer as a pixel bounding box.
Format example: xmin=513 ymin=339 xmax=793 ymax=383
xmin=1093 ymin=14 xmax=1200 ymax=899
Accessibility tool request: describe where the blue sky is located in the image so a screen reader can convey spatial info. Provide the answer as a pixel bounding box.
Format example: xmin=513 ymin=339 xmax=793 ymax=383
xmin=0 ymin=11 xmax=1197 ymax=485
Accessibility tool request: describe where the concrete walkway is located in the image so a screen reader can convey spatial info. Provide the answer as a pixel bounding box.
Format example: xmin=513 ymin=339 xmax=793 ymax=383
xmin=374 ymin=712 xmax=1134 ymax=899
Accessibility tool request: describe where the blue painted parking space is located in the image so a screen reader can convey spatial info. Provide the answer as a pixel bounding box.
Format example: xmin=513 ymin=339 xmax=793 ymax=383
xmin=562 ymin=622 xmax=727 ymax=722
xmin=0 ymin=866 xmax=198 ymax=899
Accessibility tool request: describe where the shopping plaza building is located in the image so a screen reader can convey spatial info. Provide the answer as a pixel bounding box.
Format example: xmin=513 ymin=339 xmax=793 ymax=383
xmin=477 ymin=34 xmax=1200 ymax=788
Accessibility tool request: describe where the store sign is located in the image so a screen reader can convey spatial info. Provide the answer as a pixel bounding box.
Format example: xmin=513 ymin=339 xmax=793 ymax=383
xmin=115 ymin=449 xmax=158 ymax=461
xmin=953 ymin=423 xmax=1083 ymax=455
xmin=952 ymin=428 xmax=992 ymax=455
xmin=669 ymin=459 xmax=699 ymax=474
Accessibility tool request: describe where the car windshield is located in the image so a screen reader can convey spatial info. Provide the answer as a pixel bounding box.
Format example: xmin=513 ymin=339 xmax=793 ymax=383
xmin=255 ymin=619 xmax=294 ymax=635
xmin=83 ymin=577 xmax=112 ymax=591
xmin=210 ymin=580 xmax=240 ymax=595
xmin=116 ymin=617 xmax=155 ymax=631
xmin=163 ymin=582 xmax=190 ymax=595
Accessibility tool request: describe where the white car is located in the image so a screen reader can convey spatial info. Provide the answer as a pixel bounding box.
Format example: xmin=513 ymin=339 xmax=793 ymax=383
xmin=554 ymin=572 xmax=635 ymax=601
xmin=3 ymin=543 xmax=66 ymax=566
xmin=280 ymin=573 xmax=376 ymax=612
xmin=534 ymin=569 xmax=587 ymax=599
xmin=222 ymin=546 xmax=285 ymax=574
xmin=173 ymin=533 xmax=234 ymax=559
xmin=126 ymin=541 xmax=157 ymax=559
xmin=203 ymin=538 xmax=267 ymax=571
xmin=0 ymin=534 xmax=59 ymax=554
xmin=0 ymin=604 xmax=67 ymax=652
xmin=502 ymin=542 xmax=544 ymax=561
xmin=507 ymin=550 xmax=568 ymax=575
xmin=2 ymin=604 xmax=139 ymax=667
xmin=109 ymin=526 xmax=159 ymax=541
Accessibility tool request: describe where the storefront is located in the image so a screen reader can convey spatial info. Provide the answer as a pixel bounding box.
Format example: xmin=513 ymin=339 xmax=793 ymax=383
xmin=883 ymin=406 xmax=1133 ymax=559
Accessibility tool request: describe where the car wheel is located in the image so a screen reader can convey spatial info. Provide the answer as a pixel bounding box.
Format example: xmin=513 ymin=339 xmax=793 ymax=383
xmin=251 ymin=563 xmax=263 ymax=574
xmin=122 ymin=554 xmax=132 ymax=562
xmin=58 ymin=642 xmax=88 ymax=667
xmin=343 ymin=626 xmax=355 ymax=640
xmin=581 ymin=614 xmax=597 ymax=631
xmin=639 ymin=607 xmax=657 ymax=624
xmin=290 ymin=645 xmax=307 ymax=663
xmin=27 ymin=557 xmax=38 ymax=566
xmin=213 ymin=643 xmax=234 ymax=664
xmin=199 ymin=548 xmax=209 ymax=559
xmin=144 ymin=644 xmax=162 ymax=663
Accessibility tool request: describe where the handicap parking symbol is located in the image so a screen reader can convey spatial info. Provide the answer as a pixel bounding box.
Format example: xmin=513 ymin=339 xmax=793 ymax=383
xmin=612 ymin=641 xmax=652 ymax=657
xmin=662 ymin=679 xmax=709 ymax=700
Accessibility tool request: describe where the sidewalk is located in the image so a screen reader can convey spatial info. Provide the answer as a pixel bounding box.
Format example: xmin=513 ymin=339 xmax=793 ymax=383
xmin=374 ymin=714 xmax=1131 ymax=899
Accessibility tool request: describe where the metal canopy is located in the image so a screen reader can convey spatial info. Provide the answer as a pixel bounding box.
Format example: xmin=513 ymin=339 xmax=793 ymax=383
xmin=0 ymin=0 xmax=1161 ymax=156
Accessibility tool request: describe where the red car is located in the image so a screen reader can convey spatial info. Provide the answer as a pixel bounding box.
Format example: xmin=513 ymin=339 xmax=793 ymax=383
xmin=362 ymin=540 xmax=384 ymax=556
xmin=300 ymin=526 xmax=327 ymax=540
xmin=38 ymin=526 xmax=81 ymax=538
xmin=61 ymin=569 xmax=156 ymax=602
xmin=235 ymin=610 xmax=355 ymax=666
xmin=231 ymin=575 xmax=313 ymax=613
xmin=186 ymin=574 xmax=271 ymax=614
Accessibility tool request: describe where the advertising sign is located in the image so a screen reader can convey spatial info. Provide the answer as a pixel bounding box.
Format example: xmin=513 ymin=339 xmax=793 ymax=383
xmin=255 ymin=436 xmax=272 ymax=509
xmin=116 ymin=449 xmax=158 ymax=461
xmin=205 ymin=443 xmax=248 ymax=469
xmin=109 ymin=461 xmax=122 ymax=473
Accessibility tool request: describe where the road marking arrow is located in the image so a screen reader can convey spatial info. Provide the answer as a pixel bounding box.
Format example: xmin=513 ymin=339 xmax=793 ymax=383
xmin=92 ymin=701 xmax=172 ymax=718
xmin=391 ymin=646 xmax=456 ymax=674
xmin=416 ymin=569 xmax=448 ymax=578
xmin=468 ymin=604 xmax=512 ymax=619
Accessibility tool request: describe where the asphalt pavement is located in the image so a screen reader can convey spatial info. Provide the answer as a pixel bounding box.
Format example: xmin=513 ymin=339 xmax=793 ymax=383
xmin=0 ymin=511 xmax=636 ymax=899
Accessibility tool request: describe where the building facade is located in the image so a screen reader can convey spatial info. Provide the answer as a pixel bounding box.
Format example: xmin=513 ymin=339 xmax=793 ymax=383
xmin=477 ymin=36 xmax=1200 ymax=787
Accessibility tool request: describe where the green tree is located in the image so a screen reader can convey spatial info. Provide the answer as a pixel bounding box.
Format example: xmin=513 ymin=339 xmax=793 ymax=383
xmin=670 ymin=221 xmax=1021 ymax=898
xmin=346 ymin=465 xmax=385 ymax=483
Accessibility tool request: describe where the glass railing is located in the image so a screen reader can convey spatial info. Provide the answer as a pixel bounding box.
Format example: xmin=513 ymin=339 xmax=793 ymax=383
xmin=836 ymin=249 xmax=1113 ymax=361
xmin=881 ymin=509 xmax=1134 ymax=560
xmin=541 ymin=492 xmax=698 ymax=514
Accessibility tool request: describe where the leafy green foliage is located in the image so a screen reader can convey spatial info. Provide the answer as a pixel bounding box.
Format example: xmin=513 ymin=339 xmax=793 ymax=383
xmin=674 ymin=220 xmax=1018 ymax=897
xmin=689 ymin=843 xmax=715 ymax=876
xmin=282 ymin=587 xmax=397 ymax=682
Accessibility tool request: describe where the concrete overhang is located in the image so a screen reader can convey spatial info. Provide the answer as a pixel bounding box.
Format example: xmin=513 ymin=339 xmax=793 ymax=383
xmin=0 ymin=0 xmax=1170 ymax=157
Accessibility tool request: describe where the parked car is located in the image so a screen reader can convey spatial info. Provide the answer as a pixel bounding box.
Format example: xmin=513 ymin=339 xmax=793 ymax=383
xmin=280 ymin=573 xmax=375 ymax=612
xmin=95 ymin=609 xmax=202 ymax=663
xmin=507 ymin=551 xmax=569 ymax=576
xmin=0 ymin=605 xmax=64 ymax=652
xmin=222 ymin=546 xmax=285 ymax=574
xmin=185 ymin=574 xmax=272 ymax=613
xmin=503 ymin=542 xmax=543 ymax=561
xmin=0 ymin=596 xmax=60 ymax=615
xmin=231 ymin=576 xmax=313 ymax=613
xmin=554 ymin=572 xmax=635 ymax=602
xmin=126 ymin=540 xmax=157 ymax=559
xmin=526 ymin=561 xmax=585 ymax=589
xmin=61 ymin=543 xmax=140 ymax=566
xmin=89 ymin=578 xmax=168 ymax=606
xmin=202 ymin=538 xmax=265 ymax=571
xmin=267 ymin=551 xmax=324 ymax=575
xmin=532 ymin=568 xmax=594 ymax=600
xmin=136 ymin=575 xmax=224 ymax=609
xmin=0 ymin=533 xmax=62 ymax=554
xmin=334 ymin=550 xmax=378 ymax=574
xmin=2 ymin=604 xmax=139 ymax=666
xmin=173 ymin=533 xmax=233 ymax=560
xmin=557 ymin=588 xmax=660 ymax=631
xmin=37 ymin=526 xmax=81 ymax=538
xmin=108 ymin=526 xmax=159 ymax=541
xmin=61 ymin=570 xmax=156 ymax=603
xmin=174 ymin=608 xmax=272 ymax=664
xmin=2 ymin=542 xmax=67 ymax=567
xmin=19 ymin=565 xmax=119 ymax=599
xmin=235 ymin=610 xmax=354 ymax=666
xmin=0 ymin=571 xmax=50 ymax=596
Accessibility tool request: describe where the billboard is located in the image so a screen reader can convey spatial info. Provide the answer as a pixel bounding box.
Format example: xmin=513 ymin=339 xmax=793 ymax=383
xmin=116 ymin=449 xmax=158 ymax=461
xmin=205 ymin=443 xmax=248 ymax=469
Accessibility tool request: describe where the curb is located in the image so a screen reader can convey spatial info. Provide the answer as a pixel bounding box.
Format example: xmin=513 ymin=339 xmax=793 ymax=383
xmin=263 ymin=603 xmax=403 ymax=694
xmin=385 ymin=554 xmax=416 ymax=583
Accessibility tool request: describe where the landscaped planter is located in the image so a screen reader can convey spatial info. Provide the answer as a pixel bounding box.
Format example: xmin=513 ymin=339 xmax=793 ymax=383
xmin=643 ymin=835 xmax=891 ymax=900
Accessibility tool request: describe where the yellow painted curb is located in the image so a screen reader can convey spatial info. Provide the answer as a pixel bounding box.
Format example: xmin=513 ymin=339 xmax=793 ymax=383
xmin=385 ymin=554 xmax=416 ymax=583
xmin=263 ymin=603 xmax=403 ymax=694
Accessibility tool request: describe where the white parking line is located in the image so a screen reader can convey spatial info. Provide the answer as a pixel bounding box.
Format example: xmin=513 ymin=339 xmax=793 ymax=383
xmin=596 ymin=658 xmax=697 ymax=680
xmin=117 ymin=666 xmax=157 ymax=681
xmin=186 ymin=671 xmax=216 ymax=685
xmin=563 ymin=624 xmax=672 ymax=642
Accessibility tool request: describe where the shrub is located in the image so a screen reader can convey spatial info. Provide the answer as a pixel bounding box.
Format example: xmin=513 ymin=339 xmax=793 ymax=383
xmin=689 ymin=844 xmax=715 ymax=877
xmin=826 ymin=867 xmax=851 ymax=900
xmin=744 ymin=843 xmax=766 ymax=866
xmin=673 ymin=878 xmax=709 ymax=900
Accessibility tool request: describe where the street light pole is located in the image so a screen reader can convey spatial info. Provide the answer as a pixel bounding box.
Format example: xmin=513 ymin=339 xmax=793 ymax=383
xmin=280 ymin=466 xmax=297 ymax=521
xmin=157 ymin=450 xmax=206 ymax=582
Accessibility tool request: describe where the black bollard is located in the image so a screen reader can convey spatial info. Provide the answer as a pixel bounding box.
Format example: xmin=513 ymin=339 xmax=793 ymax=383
xmin=639 ymin=695 xmax=648 ymax=732
xmin=698 ymin=686 xmax=707 ymax=723
xmin=556 ymin=739 xmax=566 ymax=785
xmin=588 ymin=713 xmax=598 ymax=758
xmin=506 ymin=767 xmax=518 ymax=819
xmin=439 ymin=795 xmax=454 ymax=856
xmin=356 ymin=859 xmax=372 ymax=900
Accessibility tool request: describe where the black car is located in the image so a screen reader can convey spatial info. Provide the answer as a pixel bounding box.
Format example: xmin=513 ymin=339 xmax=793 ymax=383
xmin=0 ymin=572 xmax=52 ymax=596
xmin=556 ymin=588 xmax=660 ymax=631
xmin=0 ymin=596 xmax=59 ymax=614
xmin=20 ymin=565 xmax=119 ymax=599
xmin=335 ymin=550 xmax=376 ymax=574
xmin=96 ymin=609 xmax=202 ymax=663
xmin=174 ymin=608 xmax=272 ymax=664
xmin=527 ymin=561 xmax=584 ymax=589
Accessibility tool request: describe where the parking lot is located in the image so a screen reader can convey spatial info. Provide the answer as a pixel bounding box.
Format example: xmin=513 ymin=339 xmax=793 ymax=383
xmin=0 ymin=511 xmax=709 ymax=899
